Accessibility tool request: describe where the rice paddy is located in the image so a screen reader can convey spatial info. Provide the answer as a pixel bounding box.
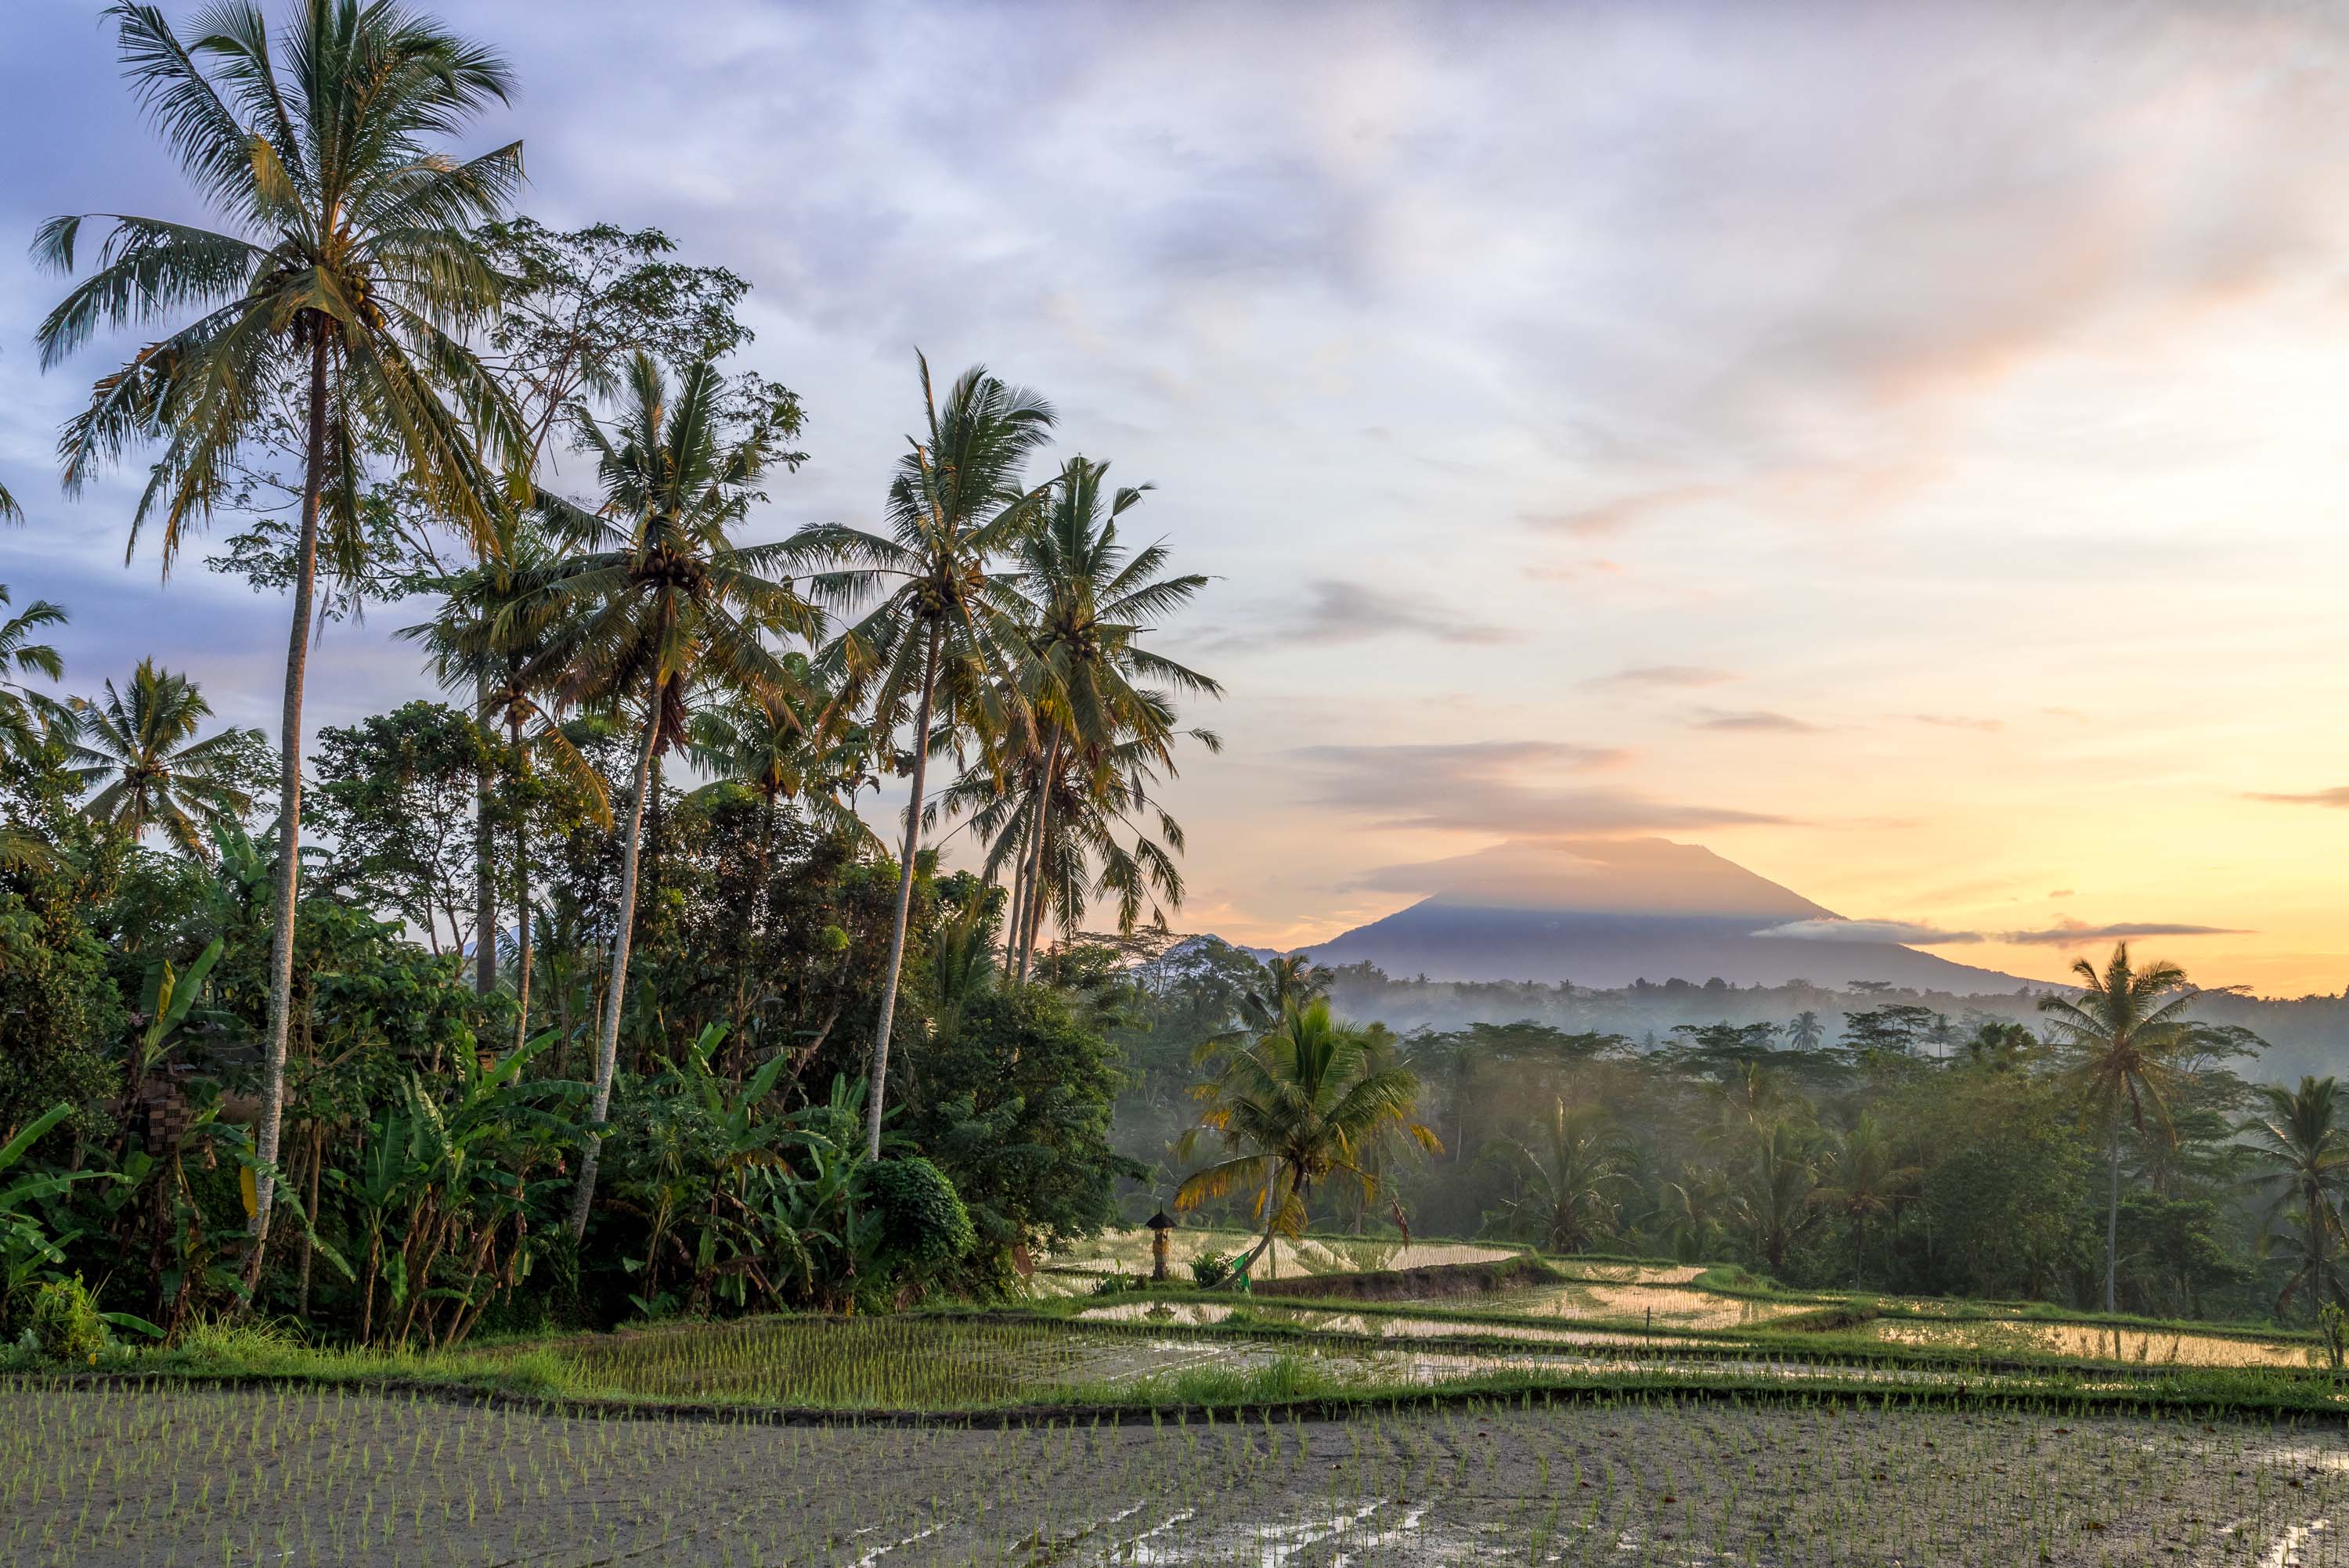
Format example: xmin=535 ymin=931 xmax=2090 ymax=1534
xmin=1041 ymin=1227 xmax=1519 ymax=1279
xmin=1867 ymin=1317 xmax=2326 ymax=1371
xmin=18 ymin=1249 xmax=2349 ymax=1564
xmin=13 ymin=1376 xmax=2349 ymax=1566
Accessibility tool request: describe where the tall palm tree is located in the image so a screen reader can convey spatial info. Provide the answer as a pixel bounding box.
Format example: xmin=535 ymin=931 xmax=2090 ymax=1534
xmin=2039 ymin=942 xmax=2198 ymax=1314
xmin=2242 ymin=1076 xmax=2349 ymax=1323
xmin=784 ymin=355 xmax=1056 ymax=1158
xmin=1486 ymin=1097 xmax=1631 ymax=1253
xmin=402 ymin=515 xmax=610 ymax=1051
xmin=1175 ymin=997 xmax=1439 ymax=1278
xmin=1783 ymin=1011 xmax=1825 ymax=1051
xmin=999 ymin=457 xmax=1218 ymax=979
xmin=65 ymin=659 xmax=262 ymax=854
xmin=936 ymin=720 xmax=1203 ymax=977
xmin=36 ymin=0 xmax=527 ymax=1272
xmin=528 ymin=352 xmax=814 ymax=1238
xmin=1810 ymin=1115 xmax=1919 ymax=1285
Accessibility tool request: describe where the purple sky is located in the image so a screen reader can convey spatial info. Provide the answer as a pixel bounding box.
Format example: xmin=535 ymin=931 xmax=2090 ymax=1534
xmin=11 ymin=2 xmax=2349 ymax=991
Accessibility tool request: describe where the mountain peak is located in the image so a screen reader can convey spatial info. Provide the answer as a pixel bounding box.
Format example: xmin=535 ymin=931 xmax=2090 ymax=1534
xmin=1301 ymin=838 xmax=2033 ymax=991
xmin=1398 ymin=837 xmax=1832 ymax=921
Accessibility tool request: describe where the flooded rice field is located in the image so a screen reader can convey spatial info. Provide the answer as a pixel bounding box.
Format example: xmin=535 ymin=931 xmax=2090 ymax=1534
xmin=1041 ymin=1228 xmax=1520 ymax=1279
xmin=1867 ymin=1316 xmax=2324 ymax=1370
xmin=11 ymin=1377 xmax=2349 ymax=1565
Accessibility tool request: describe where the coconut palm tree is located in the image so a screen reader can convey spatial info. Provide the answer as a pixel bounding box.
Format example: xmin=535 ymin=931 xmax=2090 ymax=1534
xmin=2242 ymin=1076 xmax=2349 ymax=1323
xmin=783 ymin=355 xmax=1056 ymax=1158
xmin=1174 ymin=997 xmax=1439 ymax=1278
xmin=1486 ymin=1097 xmax=1631 ymax=1253
xmin=2039 ymin=942 xmax=2199 ymax=1314
xmin=998 ymin=457 xmax=1219 ymax=979
xmin=1811 ymin=1115 xmax=1920 ymax=1285
xmin=935 ymin=717 xmax=1205 ymax=978
xmin=1783 ymin=1011 xmax=1825 ymax=1051
xmin=0 ymin=587 xmax=72 ymax=764
xmin=1730 ymin=1121 xmax=1823 ymax=1275
xmin=402 ymin=516 xmax=611 ymax=1051
xmin=35 ymin=0 xmax=529 ymax=1271
xmin=65 ymin=659 xmax=262 ymax=854
xmin=687 ymin=657 xmax=880 ymax=847
xmin=526 ymin=351 xmax=814 ymax=1238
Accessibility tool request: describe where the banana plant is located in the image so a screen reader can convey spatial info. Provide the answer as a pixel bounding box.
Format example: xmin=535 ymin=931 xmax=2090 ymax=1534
xmin=0 ymin=1103 xmax=116 ymax=1327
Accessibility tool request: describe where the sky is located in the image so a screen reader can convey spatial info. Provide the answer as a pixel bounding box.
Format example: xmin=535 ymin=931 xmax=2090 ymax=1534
xmin=8 ymin=0 xmax=2349 ymax=995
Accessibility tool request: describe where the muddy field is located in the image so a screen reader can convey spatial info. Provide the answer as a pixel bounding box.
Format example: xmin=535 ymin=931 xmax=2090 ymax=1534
xmin=9 ymin=1379 xmax=2349 ymax=1566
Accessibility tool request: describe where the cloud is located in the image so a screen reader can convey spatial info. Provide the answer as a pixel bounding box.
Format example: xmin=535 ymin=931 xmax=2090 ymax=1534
xmin=2246 ymin=787 xmax=2349 ymax=808
xmin=1691 ymin=708 xmax=1820 ymax=734
xmin=1997 ymin=920 xmax=2246 ymax=946
xmin=1755 ymin=915 xmax=2246 ymax=948
xmin=1586 ymin=664 xmax=1737 ymax=690
xmin=1293 ymin=739 xmax=1787 ymax=836
xmin=1755 ymin=917 xmax=1983 ymax=945
xmin=1520 ymin=485 xmax=1722 ymax=538
xmin=1212 ymin=578 xmax=1518 ymax=650
xmin=1914 ymin=712 xmax=2003 ymax=733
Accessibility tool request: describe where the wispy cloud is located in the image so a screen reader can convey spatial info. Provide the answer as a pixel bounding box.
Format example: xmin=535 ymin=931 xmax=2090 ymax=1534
xmin=1208 ymin=579 xmax=1518 ymax=651
xmin=1998 ymin=920 xmax=2247 ymax=946
xmin=1914 ymin=713 xmax=2003 ymax=733
xmin=1755 ymin=917 xmax=1980 ymax=945
xmin=1294 ymin=739 xmax=1785 ymax=836
xmin=1757 ymin=915 xmax=2244 ymax=947
xmin=2246 ymin=786 xmax=2349 ymax=808
xmin=1586 ymin=665 xmax=1737 ymax=690
xmin=1692 ymin=708 xmax=1820 ymax=734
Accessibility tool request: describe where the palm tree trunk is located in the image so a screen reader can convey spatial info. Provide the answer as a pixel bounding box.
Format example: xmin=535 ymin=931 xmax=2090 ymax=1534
xmin=510 ymin=711 xmax=532 ymax=1057
xmin=246 ymin=331 xmax=328 ymax=1289
xmin=1004 ymin=806 xmax=1036 ymax=974
xmin=474 ymin=668 xmax=496 ymax=997
xmin=2104 ymin=1128 xmax=2121 ymax=1314
xmin=864 ymin=625 xmax=940 ymax=1160
xmin=566 ymin=709 xmax=659 ymax=1239
xmin=1016 ymin=727 xmax=1060 ymax=983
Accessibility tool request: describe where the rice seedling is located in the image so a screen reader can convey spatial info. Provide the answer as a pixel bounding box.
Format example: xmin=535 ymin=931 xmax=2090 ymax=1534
xmin=9 ymin=1375 xmax=2349 ymax=1565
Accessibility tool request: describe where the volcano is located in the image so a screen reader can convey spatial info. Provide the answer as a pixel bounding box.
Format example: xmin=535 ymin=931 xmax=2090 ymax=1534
xmin=1296 ymin=838 xmax=2042 ymax=992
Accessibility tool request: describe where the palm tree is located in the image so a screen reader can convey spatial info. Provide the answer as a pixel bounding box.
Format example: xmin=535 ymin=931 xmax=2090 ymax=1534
xmin=1174 ymin=997 xmax=1439 ymax=1278
xmin=1487 ymin=1097 xmax=1631 ymax=1253
xmin=687 ymin=657 xmax=879 ymax=846
xmin=0 ymin=588 xmax=74 ymax=873
xmin=528 ymin=352 xmax=814 ymax=1237
xmin=2242 ymin=1076 xmax=2349 ymax=1323
xmin=36 ymin=0 xmax=528 ymax=1272
xmin=402 ymin=516 xmax=611 ymax=1051
xmin=1811 ymin=1115 xmax=1920 ymax=1285
xmin=2039 ymin=942 xmax=2198 ymax=1314
xmin=0 ymin=587 xmax=71 ymax=763
xmin=784 ymin=355 xmax=1056 ymax=1158
xmin=1783 ymin=1011 xmax=1825 ymax=1051
xmin=998 ymin=457 xmax=1218 ymax=979
xmin=1730 ymin=1122 xmax=1822 ymax=1275
xmin=65 ymin=659 xmax=262 ymax=854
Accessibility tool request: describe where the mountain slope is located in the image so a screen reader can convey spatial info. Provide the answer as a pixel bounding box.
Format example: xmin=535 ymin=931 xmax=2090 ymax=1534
xmin=1296 ymin=838 xmax=2042 ymax=990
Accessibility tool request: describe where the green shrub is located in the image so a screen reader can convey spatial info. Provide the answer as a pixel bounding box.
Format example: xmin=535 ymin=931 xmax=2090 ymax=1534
xmin=1190 ymin=1251 xmax=1232 ymax=1288
xmin=27 ymin=1274 xmax=105 ymax=1362
xmin=864 ymin=1155 xmax=976 ymax=1278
